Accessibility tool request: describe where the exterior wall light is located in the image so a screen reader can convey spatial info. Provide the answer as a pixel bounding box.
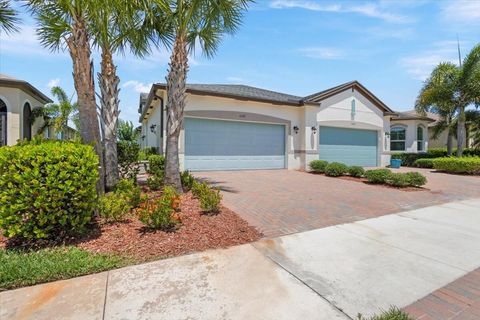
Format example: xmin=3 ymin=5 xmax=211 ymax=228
xmin=150 ymin=124 xmax=157 ymax=133
xmin=311 ymin=126 xmax=317 ymax=134
xmin=293 ymin=126 xmax=299 ymax=134
xmin=141 ymin=135 xmax=146 ymax=141
xmin=385 ymin=132 xmax=390 ymax=137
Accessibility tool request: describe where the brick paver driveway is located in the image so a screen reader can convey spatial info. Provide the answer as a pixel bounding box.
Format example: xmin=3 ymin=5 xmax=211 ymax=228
xmin=196 ymin=168 xmax=480 ymax=237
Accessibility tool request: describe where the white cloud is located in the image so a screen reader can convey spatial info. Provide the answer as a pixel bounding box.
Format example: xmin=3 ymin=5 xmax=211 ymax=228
xmin=400 ymin=41 xmax=464 ymax=81
xmin=299 ymin=47 xmax=345 ymax=60
xmin=123 ymin=80 xmax=152 ymax=93
xmin=47 ymin=78 xmax=60 ymax=89
xmin=441 ymin=0 xmax=480 ymax=23
xmin=269 ymin=0 xmax=411 ymax=23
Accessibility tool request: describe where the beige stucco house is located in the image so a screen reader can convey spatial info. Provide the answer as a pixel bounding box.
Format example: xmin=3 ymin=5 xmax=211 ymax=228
xmin=138 ymin=81 xmax=432 ymax=171
xmin=0 ymin=74 xmax=52 ymax=146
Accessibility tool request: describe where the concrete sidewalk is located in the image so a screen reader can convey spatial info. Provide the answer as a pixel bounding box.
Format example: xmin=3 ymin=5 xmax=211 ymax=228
xmin=2 ymin=199 xmax=480 ymax=320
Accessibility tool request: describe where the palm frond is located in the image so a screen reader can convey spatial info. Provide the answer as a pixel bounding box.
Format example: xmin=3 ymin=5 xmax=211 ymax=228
xmin=0 ymin=0 xmax=20 ymax=34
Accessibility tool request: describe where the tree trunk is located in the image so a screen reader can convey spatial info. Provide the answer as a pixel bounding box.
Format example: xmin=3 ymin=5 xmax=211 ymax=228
xmin=67 ymin=15 xmax=105 ymax=194
xmin=447 ymin=130 xmax=453 ymax=156
xmin=457 ymin=105 xmax=466 ymax=157
xmin=98 ymin=46 xmax=120 ymax=191
xmin=164 ymin=33 xmax=188 ymax=192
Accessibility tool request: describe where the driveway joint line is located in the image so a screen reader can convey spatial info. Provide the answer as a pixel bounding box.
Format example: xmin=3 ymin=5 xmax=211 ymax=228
xmin=102 ymin=271 xmax=110 ymax=320
xmin=334 ymin=224 xmax=471 ymax=273
xmin=254 ymin=246 xmax=353 ymax=320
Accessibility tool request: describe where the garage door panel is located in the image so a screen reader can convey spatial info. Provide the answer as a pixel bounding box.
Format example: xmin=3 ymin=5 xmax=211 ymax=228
xmin=319 ymin=126 xmax=378 ymax=167
xmin=185 ymin=118 xmax=285 ymax=170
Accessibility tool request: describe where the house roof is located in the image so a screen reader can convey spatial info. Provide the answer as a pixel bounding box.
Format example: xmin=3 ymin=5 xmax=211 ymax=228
xmin=304 ymin=80 xmax=395 ymax=114
xmin=0 ymin=73 xmax=53 ymax=104
xmin=391 ymin=110 xmax=438 ymax=124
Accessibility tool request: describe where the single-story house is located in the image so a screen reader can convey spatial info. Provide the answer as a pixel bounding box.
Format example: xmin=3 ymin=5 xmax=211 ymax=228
xmin=138 ymin=81 xmax=433 ymax=171
xmin=0 ymin=73 xmax=52 ymax=146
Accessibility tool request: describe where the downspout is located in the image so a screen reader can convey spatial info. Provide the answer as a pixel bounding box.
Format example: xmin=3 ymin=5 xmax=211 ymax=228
xmin=153 ymin=94 xmax=164 ymax=155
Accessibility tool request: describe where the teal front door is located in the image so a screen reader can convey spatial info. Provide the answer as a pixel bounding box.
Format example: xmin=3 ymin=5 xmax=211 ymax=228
xmin=185 ymin=118 xmax=286 ymax=171
xmin=319 ymin=126 xmax=378 ymax=166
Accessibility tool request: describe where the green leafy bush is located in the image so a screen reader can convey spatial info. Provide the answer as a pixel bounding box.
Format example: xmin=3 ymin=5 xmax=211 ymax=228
xmin=138 ymin=147 xmax=157 ymax=161
xmin=357 ymin=306 xmax=414 ymax=320
xmin=180 ymin=170 xmax=196 ymax=191
xmin=147 ymin=155 xmax=165 ymax=175
xmin=147 ymin=174 xmax=163 ymax=191
xmin=391 ymin=148 xmax=480 ymax=167
xmin=138 ymin=186 xmax=181 ymax=230
xmin=348 ymin=166 xmax=365 ymax=177
xmin=413 ymin=158 xmax=435 ymax=168
xmin=114 ymin=179 xmax=142 ymax=208
xmin=387 ymin=173 xmax=411 ymax=187
xmin=405 ymin=172 xmax=427 ymax=187
xmin=433 ymin=157 xmax=480 ymax=174
xmin=199 ymin=187 xmax=222 ymax=214
xmin=0 ymin=141 xmax=98 ymax=239
xmin=309 ymin=160 xmax=329 ymax=173
xmin=325 ymin=162 xmax=348 ymax=177
xmin=98 ymin=193 xmax=131 ymax=222
xmin=191 ymin=180 xmax=206 ymax=198
xmin=365 ymin=169 xmax=392 ymax=184
xmin=118 ymin=140 xmax=140 ymax=181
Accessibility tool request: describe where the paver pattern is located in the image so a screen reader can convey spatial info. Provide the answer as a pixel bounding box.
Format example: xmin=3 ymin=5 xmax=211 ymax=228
xmin=403 ymin=268 xmax=480 ymax=320
xmin=196 ymin=168 xmax=480 ymax=237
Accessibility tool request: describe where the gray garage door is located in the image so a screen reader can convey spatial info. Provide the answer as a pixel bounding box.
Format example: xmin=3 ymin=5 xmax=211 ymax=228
xmin=319 ymin=126 xmax=378 ymax=167
xmin=185 ymin=118 xmax=285 ymax=171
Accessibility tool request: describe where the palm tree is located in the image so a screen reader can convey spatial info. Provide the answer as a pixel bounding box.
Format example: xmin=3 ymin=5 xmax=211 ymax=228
xmin=416 ymin=44 xmax=480 ymax=156
xmin=147 ymin=0 xmax=251 ymax=191
xmin=27 ymin=0 xmax=105 ymax=193
xmin=0 ymin=0 xmax=19 ymax=34
xmin=89 ymin=0 xmax=153 ymax=190
xmin=33 ymin=86 xmax=79 ymax=139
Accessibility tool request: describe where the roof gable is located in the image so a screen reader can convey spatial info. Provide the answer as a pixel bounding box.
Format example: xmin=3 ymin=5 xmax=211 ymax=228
xmin=304 ymin=81 xmax=394 ymax=115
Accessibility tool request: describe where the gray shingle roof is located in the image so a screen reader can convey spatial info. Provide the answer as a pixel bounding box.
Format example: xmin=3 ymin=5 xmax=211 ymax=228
xmin=392 ymin=110 xmax=437 ymax=123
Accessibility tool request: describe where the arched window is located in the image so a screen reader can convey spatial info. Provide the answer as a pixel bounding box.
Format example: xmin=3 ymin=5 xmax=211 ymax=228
xmin=390 ymin=126 xmax=406 ymax=151
xmin=23 ymin=103 xmax=32 ymax=141
xmin=417 ymin=125 xmax=424 ymax=151
xmin=0 ymin=99 xmax=7 ymax=146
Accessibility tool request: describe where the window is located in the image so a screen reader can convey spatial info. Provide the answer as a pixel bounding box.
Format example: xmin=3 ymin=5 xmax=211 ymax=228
xmin=0 ymin=99 xmax=7 ymax=146
xmin=390 ymin=126 xmax=406 ymax=151
xmin=23 ymin=103 xmax=32 ymax=141
xmin=417 ymin=126 xmax=424 ymax=151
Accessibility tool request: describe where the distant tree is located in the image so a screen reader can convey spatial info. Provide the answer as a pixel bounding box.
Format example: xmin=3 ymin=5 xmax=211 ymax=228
xmin=0 ymin=0 xmax=19 ymax=34
xmin=118 ymin=119 xmax=139 ymax=142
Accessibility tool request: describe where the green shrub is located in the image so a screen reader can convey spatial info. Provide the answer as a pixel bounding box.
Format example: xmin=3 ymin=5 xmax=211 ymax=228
xmin=325 ymin=162 xmax=348 ymax=177
xmin=391 ymin=148 xmax=480 ymax=167
xmin=114 ymin=179 xmax=142 ymax=208
xmin=348 ymin=166 xmax=365 ymax=177
xmin=387 ymin=173 xmax=410 ymax=187
xmin=147 ymin=155 xmax=165 ymax=175
xmin=0 ymin=141 xmax=98 ymax=239
xmin=147 ymin=174 xmax=164 ymax=191
xmin=199 ymin=187 xmax=222 ymax=214
xmin=413 ymin=158 xmax=435 ymax=168
xmin=180 ymin=170 xmax=196 ymax=191
xmin=309 ymin=160 xmax=329 ymax=173
xmin=118 ymin=140 xmax=140 ymax=181
xmin=405 ymin=172 xmax=427 ymax=187
xmin=98 ymin=193 xmax=131 ymax=222
xmin=138 ymin=147 xmax=157 ymax=161
xmin=357 ymin=306 xmax=414 ymax=320
xmin=433 ymin=157 xmax=480 ymax=174
xmin=138 ymin=186 xmax=181 ymax=230
xmin=191 ymin=180 xmax=207 ymax=198
xmin=365 ymin=169 xmax=392 ymax=184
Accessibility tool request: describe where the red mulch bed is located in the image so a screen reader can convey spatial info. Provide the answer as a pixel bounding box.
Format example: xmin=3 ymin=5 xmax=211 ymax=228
xmin=0 ymin=191 xmax=263 ymax=262
xmin=337 ymin=175 xmax=427 ymax=192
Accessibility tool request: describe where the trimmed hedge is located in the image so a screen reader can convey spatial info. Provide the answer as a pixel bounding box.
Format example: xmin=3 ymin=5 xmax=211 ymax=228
xmin=0 ymin=141 xmax=98 ymax=239
xmin=413 ymin=158 xmax=435 ymax=168
xmin=405 ymin=172 xmax=427 ymax=187
xmin=309 ymin=160 xmax=329 ymax=173
xmin=433 ymin=157 xmax=480 ymax=174
xmin=348 ymin=166 xmax=365 ymax=177
xmin=325 ymin=162 xmax=348 ymax=177
xmin=365 ymin=169 xmax=392 ymax=184
xmin=392 ymin=148 xmax=480 ymax=167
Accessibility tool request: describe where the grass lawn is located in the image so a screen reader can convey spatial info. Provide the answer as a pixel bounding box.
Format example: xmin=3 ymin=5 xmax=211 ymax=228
xmin=0 ymin=247 xmax=130 ymax=291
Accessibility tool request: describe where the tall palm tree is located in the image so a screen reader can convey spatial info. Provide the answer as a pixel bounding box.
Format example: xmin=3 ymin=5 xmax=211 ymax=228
xmin=148 ymin=0 xmax=251 ymax=191
xmin=27 ymin=0 xmax=105 ymax=193
xmin=416 ymin=44 xmax=480 ymax=156
xmin=89 ymin=0 xmax=153 ymax=190
xmin=33 ymin=86 xmax=79 ymax=139
xmin=0 ymin=0 xmax=19 ymax=34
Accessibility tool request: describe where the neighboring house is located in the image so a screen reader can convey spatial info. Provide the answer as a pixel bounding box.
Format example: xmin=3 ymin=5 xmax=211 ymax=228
xmin=138 ymin=81 xmax=430 ymax=171
xmin=0 ymin=74 xmax=52 ymax=146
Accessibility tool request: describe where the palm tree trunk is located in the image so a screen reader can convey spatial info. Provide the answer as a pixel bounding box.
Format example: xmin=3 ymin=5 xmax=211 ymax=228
xmin=67 ymin=15 xmax=105 ymax=194
xmin=98 ymin=46 xmax=120 ymax=191
xmin=447 ymin=131 xmax=453 ymax=156
xmin=457 ymin=105 xmax=466 ymax=157
xmin=164 ymin=33 xmax=188 ymax=192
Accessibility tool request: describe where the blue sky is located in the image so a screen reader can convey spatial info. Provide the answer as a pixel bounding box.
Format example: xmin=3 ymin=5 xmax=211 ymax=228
xmin=1 ymin=0 xmax=479 ymax=124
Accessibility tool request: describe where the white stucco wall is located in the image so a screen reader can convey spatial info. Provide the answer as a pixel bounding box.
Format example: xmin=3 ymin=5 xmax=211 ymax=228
xmin=0 ymin=87 xmax=47 ymax=145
